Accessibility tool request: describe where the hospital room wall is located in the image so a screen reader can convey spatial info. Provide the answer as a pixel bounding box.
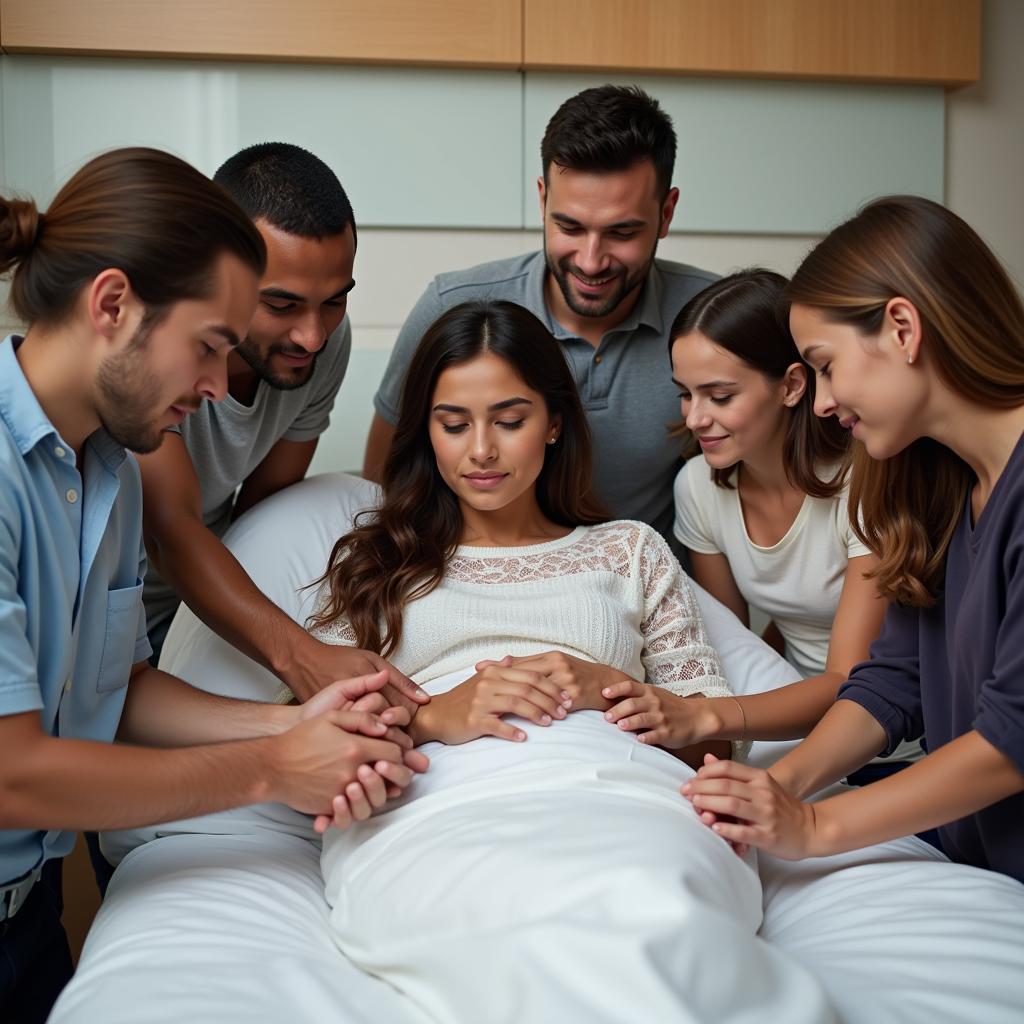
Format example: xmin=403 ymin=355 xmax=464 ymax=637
xmin=0 ymin=0 xmax=1021 ymax=482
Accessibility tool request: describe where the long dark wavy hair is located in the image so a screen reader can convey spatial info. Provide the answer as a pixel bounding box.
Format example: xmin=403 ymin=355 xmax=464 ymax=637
xmin=786 ymin=195 xmax=1024 ymax=606
xmin=309 ymin=300 xmax=608 ymax=655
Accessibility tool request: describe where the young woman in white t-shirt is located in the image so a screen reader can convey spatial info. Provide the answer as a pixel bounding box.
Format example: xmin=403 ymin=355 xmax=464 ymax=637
xmin=605 ymin=269 xmax=917 ymax=768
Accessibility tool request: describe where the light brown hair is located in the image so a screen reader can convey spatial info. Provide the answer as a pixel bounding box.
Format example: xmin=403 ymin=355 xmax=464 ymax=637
xmin=786 ymin=195 xmax=1024 ymax=606
xmin=1 ymin=147 xmax=266 ymax=326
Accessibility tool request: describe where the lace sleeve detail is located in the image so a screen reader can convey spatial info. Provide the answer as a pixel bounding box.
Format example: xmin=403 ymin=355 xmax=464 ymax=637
xmin=637 ymin=529 xmax=728 ymax=695
xmin=637 ymin=530 xmax=750 ymax=760
xmin=309 ymin=616 xmax=358 ymax=647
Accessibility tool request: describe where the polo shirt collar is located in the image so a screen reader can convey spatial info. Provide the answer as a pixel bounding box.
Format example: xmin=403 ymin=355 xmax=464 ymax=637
xmin=0 ymin=334 xmax=126 ymax=472
xmin=527 ymin=252 xmax=666 ymax=340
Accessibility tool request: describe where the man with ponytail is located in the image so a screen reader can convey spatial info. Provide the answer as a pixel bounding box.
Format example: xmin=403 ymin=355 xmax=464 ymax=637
xmin=0 ymin=148 xmax=425 ymax=1022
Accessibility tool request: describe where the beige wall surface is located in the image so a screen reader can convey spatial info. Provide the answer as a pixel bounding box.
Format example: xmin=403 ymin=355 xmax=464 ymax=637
xmin=946 ymin=0 xmax=1024 ymax=289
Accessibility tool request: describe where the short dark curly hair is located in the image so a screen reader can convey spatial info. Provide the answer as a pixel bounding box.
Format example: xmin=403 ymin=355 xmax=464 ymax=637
xmin=214 ymin=142 xmax=356 ymax=246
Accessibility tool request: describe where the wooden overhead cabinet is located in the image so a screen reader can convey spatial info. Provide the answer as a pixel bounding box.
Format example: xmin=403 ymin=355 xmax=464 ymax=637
xmin=0 ymin=0 xmax=523 ymax=67
xmin=0 ymin=0 xmax=981 ymax=86
xmin=523 ymin=0 xmax=981 ymax=86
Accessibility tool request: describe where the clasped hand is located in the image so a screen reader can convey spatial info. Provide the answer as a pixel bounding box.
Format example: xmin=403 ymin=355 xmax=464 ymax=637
xmin=602 ymin=679 xmax=714 ymax=749
xmin=279 ymin=670 xmax=429 ymax=833
xmin=414 ymin=651 xmax=630 ymax=745
xmin=681 ymin=754 xmax=818 ymax=859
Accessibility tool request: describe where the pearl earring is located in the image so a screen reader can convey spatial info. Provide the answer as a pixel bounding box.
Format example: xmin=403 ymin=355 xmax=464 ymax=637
xmin=907 ymin=353 xmax=915 ymax=365
xmin=547 ymin=436 xmax=557 ymax=444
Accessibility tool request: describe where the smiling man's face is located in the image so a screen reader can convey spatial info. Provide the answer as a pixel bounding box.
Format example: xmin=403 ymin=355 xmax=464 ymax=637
xmin=540 ymin=159 xmax=676 ymax=323
xmin=233 ymin=219 xmax=355 ymax=390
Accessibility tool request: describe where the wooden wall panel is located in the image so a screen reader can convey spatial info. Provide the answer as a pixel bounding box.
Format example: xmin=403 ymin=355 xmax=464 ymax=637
xmin=1 ymin=0 xmax=981 ymax=86
xmin=524 ymin=0 xmax=981 ymax=86
xmin=0 ymin=0 xmax=522 ymax=67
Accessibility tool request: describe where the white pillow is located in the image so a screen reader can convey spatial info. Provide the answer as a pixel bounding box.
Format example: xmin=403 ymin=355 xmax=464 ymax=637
xmin=159 ymin=472 xmax=380 ymax=700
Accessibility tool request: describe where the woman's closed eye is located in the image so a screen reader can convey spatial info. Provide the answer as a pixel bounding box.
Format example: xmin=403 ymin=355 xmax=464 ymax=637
xmin=441 ymin=420 xmax=524 ymax=434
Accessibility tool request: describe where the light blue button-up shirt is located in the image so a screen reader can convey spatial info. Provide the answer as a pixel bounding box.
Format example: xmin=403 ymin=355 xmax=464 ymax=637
xmin=0 ymin=335 xmax=151 ymax=883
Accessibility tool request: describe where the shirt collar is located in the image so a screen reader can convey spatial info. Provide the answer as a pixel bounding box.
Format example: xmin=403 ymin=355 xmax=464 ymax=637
xmin=0 ymin=334 xmax=126 ymax=471
xmin=527 ymin=253 xmax=666 ymax=341
xmin=0 ymin=335 xmax=61 ymax=456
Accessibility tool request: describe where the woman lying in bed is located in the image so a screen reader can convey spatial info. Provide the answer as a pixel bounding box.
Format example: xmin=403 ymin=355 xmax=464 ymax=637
xmin=308 ymin=298 xmax=734 ymax=769
xmin=300 ymin=300 xmax=836 ymax=1024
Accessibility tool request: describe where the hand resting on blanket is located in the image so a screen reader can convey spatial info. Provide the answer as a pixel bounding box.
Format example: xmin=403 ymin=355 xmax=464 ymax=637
xmin=405 ymin=651 xmax=731 ymax=771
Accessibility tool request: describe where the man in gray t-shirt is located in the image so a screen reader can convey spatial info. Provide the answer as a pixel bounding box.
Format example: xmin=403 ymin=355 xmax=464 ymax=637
xmin=138 ymin=143 xmax=424 ymax=709
xmin=364 ymin=86 xmax=717 ymax=538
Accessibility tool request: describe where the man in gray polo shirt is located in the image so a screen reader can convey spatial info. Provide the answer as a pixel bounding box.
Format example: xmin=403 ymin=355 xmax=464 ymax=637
xmin=363 ymin=86 xmax=717 ymax=539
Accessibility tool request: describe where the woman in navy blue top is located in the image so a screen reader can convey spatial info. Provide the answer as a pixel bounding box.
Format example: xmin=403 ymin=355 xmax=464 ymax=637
xmin=683 ymin=195 xmax=1024 ymax=882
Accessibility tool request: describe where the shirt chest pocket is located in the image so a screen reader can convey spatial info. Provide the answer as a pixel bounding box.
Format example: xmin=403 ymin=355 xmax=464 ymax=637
xmin=94 ymin=580 xmax=145 ymax=694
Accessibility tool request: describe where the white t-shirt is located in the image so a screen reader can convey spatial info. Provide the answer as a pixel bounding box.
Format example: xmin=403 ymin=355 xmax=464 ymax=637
xmin=673 ymin=455 xmax=868 ymax=680
xmin=143 ymin=318 xmax=351 ymax=636
xmin=674 ymin=457 xmax=922 ymax=765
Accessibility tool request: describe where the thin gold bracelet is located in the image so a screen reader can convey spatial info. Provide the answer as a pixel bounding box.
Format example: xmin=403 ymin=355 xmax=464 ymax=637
xmin=728 ymin=695 xmax=747 ymax=742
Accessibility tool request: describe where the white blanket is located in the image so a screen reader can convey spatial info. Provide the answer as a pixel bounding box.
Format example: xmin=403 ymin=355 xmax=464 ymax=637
xmin=323 ymin=668 xmax=835 ymax=1023
xmin=51 ymin=474 xmax=1024 ymax=1024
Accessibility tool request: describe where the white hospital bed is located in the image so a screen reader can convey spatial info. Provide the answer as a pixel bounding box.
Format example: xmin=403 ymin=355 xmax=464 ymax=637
xmin=50 ymin=474 xmax=1024 ymax=1023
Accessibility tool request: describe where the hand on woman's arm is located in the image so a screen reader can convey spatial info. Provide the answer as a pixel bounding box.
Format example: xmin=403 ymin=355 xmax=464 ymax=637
xmin=598 ymin=681 xmax=729 ymax=767
xmin=603 ymin=680 xmax=716 ymax=747
xmin=683 ymin=729 xmax=1024 ymax=859
xmin=634 ymin=553 xmax=889 ymax=747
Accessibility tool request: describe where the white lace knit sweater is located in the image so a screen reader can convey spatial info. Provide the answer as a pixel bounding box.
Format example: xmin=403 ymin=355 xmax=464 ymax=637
xmin=311 ymin=520 xmax=733 ymax=700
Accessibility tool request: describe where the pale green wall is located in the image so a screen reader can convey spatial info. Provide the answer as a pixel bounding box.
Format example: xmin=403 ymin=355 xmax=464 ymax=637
xmin=0 ymin=54 xmax=949 ymax=473
xmin=1 ymin=55 xmax=944 ymax=233
xmin=525 ymin=73 xmax=944 ymax=234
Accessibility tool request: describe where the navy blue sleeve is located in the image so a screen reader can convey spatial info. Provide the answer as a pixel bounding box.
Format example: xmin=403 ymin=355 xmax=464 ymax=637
xmin=974 ymin=542 xmax=1024 ymax=774
xmin=838 ymin=602 xmax=924 ymax=755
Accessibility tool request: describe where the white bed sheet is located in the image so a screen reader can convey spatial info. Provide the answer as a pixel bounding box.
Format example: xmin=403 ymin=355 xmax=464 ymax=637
xmin=50 ymin=474 xmax=1024 ymax=1024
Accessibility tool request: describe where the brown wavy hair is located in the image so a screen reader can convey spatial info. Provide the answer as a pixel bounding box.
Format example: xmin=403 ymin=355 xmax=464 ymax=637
xmin=1 ymin=147 xmax=265 ymax=326
xmin=785 ymin=195 xmax=1024 ymax=606
xmin=669 ymin=268 xmax=850 ymax=497
xmin=309 ymin=300 xmax=609 ymax=655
